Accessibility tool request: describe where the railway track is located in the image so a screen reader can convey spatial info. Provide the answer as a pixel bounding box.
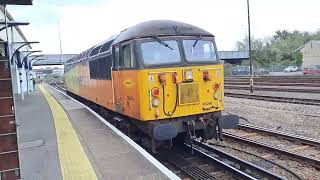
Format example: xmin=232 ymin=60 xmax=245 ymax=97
xmin=224 ymin=85 xmax=320 ymax=93
xmin=48 ymin=81 xmax=66 ymax=91
xmin=225 ymin=82 xmax=320 ymax=87
xmin=225 ymin=76 xmax=320 ymax=84
xmin=157 ymin=140 xmax=288 ymax=180
xmin=238 ymin=123 xmax=320 ymax=148
xmin=224 ymin=92 xmax=320 ymax=106
xmin=225 ymin=76 xmax=320 ymax=93
xmin=222 ymin=123 xmax=320 ymax=170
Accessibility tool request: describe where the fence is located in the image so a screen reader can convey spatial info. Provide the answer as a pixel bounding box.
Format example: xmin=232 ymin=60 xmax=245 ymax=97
xmin=224 ymin=64 xmax=297 ymax=76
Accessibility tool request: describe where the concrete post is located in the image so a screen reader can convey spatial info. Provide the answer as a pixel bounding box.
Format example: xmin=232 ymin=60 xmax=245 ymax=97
xmin=26 ymin=70 xmax=30 ymax=94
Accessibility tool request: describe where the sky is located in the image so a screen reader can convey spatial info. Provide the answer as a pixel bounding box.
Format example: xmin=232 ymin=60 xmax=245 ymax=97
xmin=8 ymin=0 xmax=320 ymax=55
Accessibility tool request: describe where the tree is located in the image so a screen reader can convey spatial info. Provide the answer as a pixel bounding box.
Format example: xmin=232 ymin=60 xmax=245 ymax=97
xmin=235 ymin=30 xmax=320 ymax=68
xmin=273 ymin=30 xmax=291 ymax=41
xmin=293 ymin=51 xmax=303 ymax=67
xmin=236 ymin=36 xmax=274 ymax=66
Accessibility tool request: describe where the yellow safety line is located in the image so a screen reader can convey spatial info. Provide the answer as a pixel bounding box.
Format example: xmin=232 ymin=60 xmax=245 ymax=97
xmin=39 ymin=85 xmax=97 ymax=180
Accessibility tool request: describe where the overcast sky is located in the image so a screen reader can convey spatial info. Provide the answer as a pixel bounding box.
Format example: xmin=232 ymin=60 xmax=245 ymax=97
xmin=8 ymin=0 xmax=320 ymax=54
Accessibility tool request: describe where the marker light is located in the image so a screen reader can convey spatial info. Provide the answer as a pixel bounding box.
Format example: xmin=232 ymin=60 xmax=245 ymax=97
xmin=213 ymin=83 xmax=220 ymax=91
xmin=185 ymin=70 xmax=193 ymax=81
xmin=152 ymin=98 xmax=160 ymax=107
xmin=152 ymin=87 xmax=160 ymax=97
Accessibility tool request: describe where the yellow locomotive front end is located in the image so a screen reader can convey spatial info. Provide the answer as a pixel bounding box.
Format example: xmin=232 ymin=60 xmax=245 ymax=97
xmin=139 ymin=64 xmax=224 ymax=120
xmin=130 ymin=36 xmax=239 ymax=145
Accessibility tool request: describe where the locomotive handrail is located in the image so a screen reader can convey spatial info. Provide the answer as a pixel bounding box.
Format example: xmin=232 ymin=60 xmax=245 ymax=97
xmin=111 ymin=66 xmax=115 ymax=104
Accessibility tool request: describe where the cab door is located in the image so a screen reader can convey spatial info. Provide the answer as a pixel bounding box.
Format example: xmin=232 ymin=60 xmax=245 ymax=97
xmin=113 ymin=43 xmax=139 ymax=117
xmin=112 ymin=46 xmax=122 ymax=112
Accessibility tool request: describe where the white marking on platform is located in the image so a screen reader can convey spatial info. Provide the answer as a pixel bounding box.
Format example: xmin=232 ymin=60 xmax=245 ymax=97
xmin=20 ymin=139 xmax=45 ymax=150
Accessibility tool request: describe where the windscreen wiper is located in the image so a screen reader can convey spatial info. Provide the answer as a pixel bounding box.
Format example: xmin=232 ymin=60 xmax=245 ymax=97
xmin=192 ymin=35 xmax=202 ymax=48
xmin=152 ymin=36 xmax=174 ymax=50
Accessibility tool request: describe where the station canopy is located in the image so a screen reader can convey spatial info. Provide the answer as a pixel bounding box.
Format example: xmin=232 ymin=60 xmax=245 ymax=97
xmin=0 ymin=0 xmax=32 ymax=5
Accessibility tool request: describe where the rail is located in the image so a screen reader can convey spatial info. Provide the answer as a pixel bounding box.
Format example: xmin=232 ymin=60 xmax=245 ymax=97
xmin=238 ymin=123 xmax=320 ymax=147
xmin=159 ymin=139 xmax=288 ymax=180
xmin=223 ymin=131 xmax=320 ymax=169
xmin=48 ymin=81 xmax=66 ymax=91
xmin=186 ymin=140 xmax=286 ymax=180
xmin=224 ymin=85 xmax=320 ymax=93
xmin=224 ymin=92 xmax=320 ymax=106
xmin=225 ymin=82 xmax=320 ymax=87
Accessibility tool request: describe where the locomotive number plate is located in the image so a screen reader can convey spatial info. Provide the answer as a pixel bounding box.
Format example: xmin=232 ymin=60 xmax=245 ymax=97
xmin=179 ymin=82 xmax=200 ymax=105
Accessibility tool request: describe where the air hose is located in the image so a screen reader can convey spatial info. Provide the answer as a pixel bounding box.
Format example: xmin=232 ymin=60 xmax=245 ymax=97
xmin=162 ymin=84 xmax=179 ymax=116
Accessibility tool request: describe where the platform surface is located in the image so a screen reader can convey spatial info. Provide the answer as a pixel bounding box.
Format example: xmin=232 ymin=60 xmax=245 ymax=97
xmin=15 ymin=84 xmax=173 ymax=180
xmin=15 ymin=87 xmax=63 ymax=180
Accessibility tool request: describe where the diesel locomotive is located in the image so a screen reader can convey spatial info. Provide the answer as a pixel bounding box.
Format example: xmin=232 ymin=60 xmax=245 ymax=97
xmin=64 ymin=20 xmax=239 ymax=152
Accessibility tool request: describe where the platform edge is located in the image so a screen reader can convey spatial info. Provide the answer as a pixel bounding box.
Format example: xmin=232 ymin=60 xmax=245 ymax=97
xmin=46 ymin=84 xmax=180 ymax=180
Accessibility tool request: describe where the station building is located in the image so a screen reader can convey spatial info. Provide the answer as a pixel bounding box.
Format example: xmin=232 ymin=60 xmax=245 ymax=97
xmin=1 ymin=1 xmax=34 ymax=179
xmin=295 ymin=40 xmax=320 ymax=68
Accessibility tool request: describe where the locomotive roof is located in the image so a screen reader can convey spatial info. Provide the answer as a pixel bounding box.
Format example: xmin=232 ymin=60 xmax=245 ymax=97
xmin=113 ymin=20 xmax=214 ymax=44
xmin=65 ymin=20 xmax=214 ymax=65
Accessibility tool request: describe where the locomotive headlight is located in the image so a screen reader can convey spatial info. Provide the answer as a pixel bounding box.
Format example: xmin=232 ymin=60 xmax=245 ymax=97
xmin=152 ymin=98 xmax=160 ymax=107
xmin=185 ymin=70 xmax=193 ymax=81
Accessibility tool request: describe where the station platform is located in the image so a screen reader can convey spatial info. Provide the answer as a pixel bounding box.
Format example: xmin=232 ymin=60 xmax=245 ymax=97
xmin=15 ymin=84 xmax=178 ymax=180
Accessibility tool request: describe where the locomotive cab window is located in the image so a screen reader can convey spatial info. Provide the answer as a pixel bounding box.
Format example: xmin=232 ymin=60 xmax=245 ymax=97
xmin=113 ymin=47 xmax=120 ymax=68
xmin=120 ymin=44 xmax=136 ymax=68
xmin=183 ymin=40 xmax=217 ymax=62
xmin=140 ymin=40 xmax=181 ymax=66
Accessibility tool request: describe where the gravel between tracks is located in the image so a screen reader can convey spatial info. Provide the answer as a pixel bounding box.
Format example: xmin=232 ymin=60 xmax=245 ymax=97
xmin=224 ymin=96 xmax=320 ymax=141
xmin=208 ymin=139 xmax=320 ymax=180
xmin=222 ymin=96 xmax=320 ymax=179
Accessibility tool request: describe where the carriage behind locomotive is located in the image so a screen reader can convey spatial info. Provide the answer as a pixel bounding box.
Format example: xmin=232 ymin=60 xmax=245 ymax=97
xmin=64 ymin=20 xmax=239 ymax=151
